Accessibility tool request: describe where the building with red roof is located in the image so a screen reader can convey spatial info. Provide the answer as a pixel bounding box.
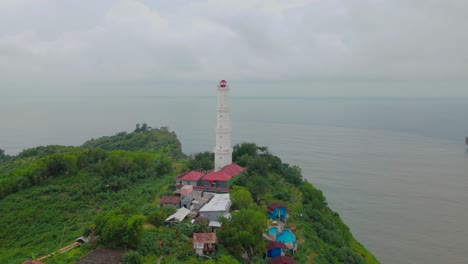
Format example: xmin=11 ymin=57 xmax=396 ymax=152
xmin=269 ymin=256 xmax=296 ymax=264
xmin=178 ymin=170 xmax=206 ymax=186
xmin=220 ymin=163 xmax=244 ymax=177
xmin=159 ymin=195 xmax=181 ymax=208
xmin=200 ymin=164 xmax=244 ymax=188
xmin=193 ymin=233 xmax=217 ymax=256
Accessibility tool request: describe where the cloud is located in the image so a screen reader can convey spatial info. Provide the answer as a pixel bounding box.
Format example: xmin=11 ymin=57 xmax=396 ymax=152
xmin=0 ymin=0 xmax=467 ymax=96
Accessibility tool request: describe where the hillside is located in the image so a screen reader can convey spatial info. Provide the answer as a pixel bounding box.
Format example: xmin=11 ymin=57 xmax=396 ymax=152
xmin=81 ymin=124 xmax=184 ymax=158
xmin=0 ymin=129 xmax=379 ymax=264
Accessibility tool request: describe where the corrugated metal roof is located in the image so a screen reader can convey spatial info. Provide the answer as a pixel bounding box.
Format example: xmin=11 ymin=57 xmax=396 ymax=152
xmin=165 ymin=207 xmax=191 ymax=222
xmin=199 ymin=193 xmax=231 ymax=212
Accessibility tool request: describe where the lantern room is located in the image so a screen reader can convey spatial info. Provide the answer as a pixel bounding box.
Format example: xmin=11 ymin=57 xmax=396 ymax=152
xmin=219 ymin=80 xmax=227 ymax=88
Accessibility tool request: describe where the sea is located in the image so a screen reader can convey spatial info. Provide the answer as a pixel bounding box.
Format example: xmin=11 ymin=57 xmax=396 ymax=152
xmin=1 ymin=96 xmax=467 ymax=264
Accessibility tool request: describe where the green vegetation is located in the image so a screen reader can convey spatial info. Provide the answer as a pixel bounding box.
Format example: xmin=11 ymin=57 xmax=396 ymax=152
xmin=82 ymin=124 xmax=183 ymax=158
xmin=0 ymin=128 xmax=379 ymax=264
xmin=188 ymin=151 xmax=214 ymax=171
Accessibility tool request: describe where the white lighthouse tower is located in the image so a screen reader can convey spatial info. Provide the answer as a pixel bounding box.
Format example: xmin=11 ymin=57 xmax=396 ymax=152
xmin=214 ymin=80 xmax=233 ymax=171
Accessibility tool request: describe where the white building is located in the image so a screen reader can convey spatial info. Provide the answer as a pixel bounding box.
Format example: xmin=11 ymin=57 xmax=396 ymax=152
xmin=199 ymin=193 xmax=231 ymax=222
xmin=214 ymin=80 xmax=233 ymax=171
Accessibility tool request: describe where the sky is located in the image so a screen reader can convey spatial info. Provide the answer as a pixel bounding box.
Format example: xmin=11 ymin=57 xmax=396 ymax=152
xmin=0 ymin=0 xmax=467 ymax=97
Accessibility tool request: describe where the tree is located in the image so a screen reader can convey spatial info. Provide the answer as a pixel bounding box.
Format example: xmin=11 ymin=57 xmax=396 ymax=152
xmin=146 ymin=210 xmax=167 ymax=227
xmin=230 ymin=186 xmax=253 ymax=210
xmin=218 ymin=207 xmax=267 ymax=260
xmin=232 ymin=143 xmax=259 ymax=162
xmin=0 ymin=149 xmax=8 ymax=163
xmin=123 ymin=251 xmax=143 ymax=264
xmin=93 ymin=204 xmax=144 ymax=248
xmin=188 ymin=151 xmax=214 ymax=171
xmin=245 ymin=174 xmax=271 ymax=201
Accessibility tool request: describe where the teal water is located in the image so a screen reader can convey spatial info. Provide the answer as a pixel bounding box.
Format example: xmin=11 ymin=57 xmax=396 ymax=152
xmin=1 ymin=96 xmax=468 ymax=264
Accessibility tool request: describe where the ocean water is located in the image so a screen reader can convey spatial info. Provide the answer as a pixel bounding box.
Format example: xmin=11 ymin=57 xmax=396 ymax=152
xmin=1 ymin=96 xmax=468 ymax=264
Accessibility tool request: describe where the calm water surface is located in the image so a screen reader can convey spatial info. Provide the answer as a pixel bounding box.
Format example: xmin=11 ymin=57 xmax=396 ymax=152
xmin=1 ymin=96 xmax=468 ymax=264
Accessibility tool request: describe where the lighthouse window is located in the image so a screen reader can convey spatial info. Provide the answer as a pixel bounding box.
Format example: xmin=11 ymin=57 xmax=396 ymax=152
xmin=220 ymin=136 xmax=223 ymax=138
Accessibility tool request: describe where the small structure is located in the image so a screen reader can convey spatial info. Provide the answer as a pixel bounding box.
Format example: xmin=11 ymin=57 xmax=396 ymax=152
xmin=76 ymin=236 xmax=90 ymax=243
xmin=199 ymin=193 xmax=231 ymax=222
xmin=266 ymin=241 xmax=288 ymax=258
xmin=201 ymin=164 xmax=244 ymax=188
xmin=180 ymin=185 xmax=194 ymax=209
xmin=267 ymin=202 xmax=289 ymax=220
xmin=269 ymin=256 xmax=296 ymax=264
xmin=193 ymin=233 xmax=217 ymax=256
xmin=177 ymin=170 xmax=206 ymax=186
xmin=160 ymin=195 xmax=181 ymax=208
xmin=165 ymin=207 xmax=191 ymax=223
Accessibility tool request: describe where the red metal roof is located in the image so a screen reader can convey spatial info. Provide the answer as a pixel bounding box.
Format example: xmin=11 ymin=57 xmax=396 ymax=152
xmin=160 ymin=195 xmax=181 ymax=204
xmin=220 ymin=163 xmax=244 ymax=177
xmin=202 ymin=171 xmax=230 ymax=182
xmin=266 ymin=241 xmax=288 ymax=250
xmin=269 ymin=256 xmax=296 ymax=264
xmin=267 ymin=202 xmax=289 ymax=213
xmin=193 ymin=233 xmax=217 ymax=243
xmin=180 ymin=170 xmax=206 ymax=181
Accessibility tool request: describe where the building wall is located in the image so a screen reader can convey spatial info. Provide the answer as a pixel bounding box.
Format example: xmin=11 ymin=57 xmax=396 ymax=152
xmin=200 ymin=211 xmax=228 ymax=222
xmin=267 ymin=248 xmax=282 ymax=258
xmin=200 ymin=180 xmax=228 ymax=188
xmin=182 ymin=180 xmax=199 ymax=186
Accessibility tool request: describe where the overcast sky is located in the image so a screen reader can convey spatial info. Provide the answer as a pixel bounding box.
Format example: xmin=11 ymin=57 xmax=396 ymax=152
xmin=1 ymin=0 xmax=467 ymax=96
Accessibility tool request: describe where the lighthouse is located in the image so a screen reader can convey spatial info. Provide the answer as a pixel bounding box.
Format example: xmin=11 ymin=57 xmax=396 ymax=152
xmin=214 ymin=80 xmax=233 ymax=171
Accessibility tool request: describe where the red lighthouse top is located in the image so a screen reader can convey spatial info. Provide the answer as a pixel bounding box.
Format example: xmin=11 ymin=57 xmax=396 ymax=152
xmin=219 ymin=80 xmax=227 ymax=88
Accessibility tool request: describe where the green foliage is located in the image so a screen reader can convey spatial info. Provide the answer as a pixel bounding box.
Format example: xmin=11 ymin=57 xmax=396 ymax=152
xmin=188 ymin=151 xmax=214 ymax=171
xmin=93 ymin=203 xmax=144 ymax=248
xmin=245 ymin=174 xmax=272 ymax=201
xmin=146 ymin=210 xmax=167 ymax=227
xmin=82 ymin=126 xmax=184 ymax=158
xmin=217 ymin=255 xmax=241 ymax=264
xmin=0 ymin=149 xmax=10 ymax=163
xmin=230 ymin=186 xmax=253 ymax=210
xmin=123 ymin=250 xmax=143 ymax=264
xmin=218 ymin=207 xmax=267 ymax=260
xmin=0 ymin=137 xmax=378 ymax=264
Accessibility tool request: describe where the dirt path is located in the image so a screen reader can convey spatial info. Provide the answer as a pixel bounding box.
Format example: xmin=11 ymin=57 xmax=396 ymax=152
xmin=37 ymin=241 xmax=81 ymax=261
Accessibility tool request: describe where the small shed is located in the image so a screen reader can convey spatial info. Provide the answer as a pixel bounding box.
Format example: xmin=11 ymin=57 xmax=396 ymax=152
xmin=193 ymin=233 xmax=217 ymax=256
xmin=160 ymin=195 xmax=181 ymax=208
xmin=165 ymin=207 xmax=191 ymax=223
xmin=179 ymin=170 xmax=206 ymax=186
xmin=266 ymin=241 xmax=288 ymax=258
xmin=76 ymin=236 xmax=90 ymax=243
xmin=267 ymin=202 xmax=289 ymax=220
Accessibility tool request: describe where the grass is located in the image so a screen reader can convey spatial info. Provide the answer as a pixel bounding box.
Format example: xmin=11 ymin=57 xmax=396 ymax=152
xmin=0 ymin=172 xmax=175 ymax=264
